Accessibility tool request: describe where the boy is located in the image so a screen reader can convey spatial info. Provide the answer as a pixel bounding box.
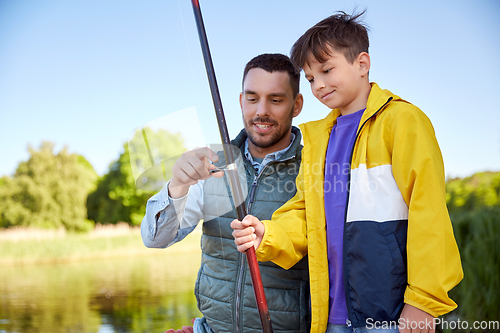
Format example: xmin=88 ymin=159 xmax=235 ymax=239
xmin=231 ymin=12 xmax=463 ymax=333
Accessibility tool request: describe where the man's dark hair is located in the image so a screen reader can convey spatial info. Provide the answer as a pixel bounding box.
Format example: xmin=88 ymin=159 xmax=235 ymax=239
xmin=242 ymin=53 xmax=300 ymax=98
xmin=290 ymin=11 xmax=369 ymax=69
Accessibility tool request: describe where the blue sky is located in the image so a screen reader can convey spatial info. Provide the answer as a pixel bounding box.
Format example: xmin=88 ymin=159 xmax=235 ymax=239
xmin=1 ymin=0 xmax=499 ymax=179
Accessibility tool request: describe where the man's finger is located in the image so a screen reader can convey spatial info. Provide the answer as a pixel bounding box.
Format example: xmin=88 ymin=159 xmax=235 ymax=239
xmin=185 ymin=158 xmax=210 ymax=180
xmin=210 ymin=169 xmax=224 ymax=178
xmin=172 ymin=166 xmax=200 ymax=186
xmin=208 ymin=149 xmax=219 ymax=163
xmin=181 ymin=326 xmax=193 ymax=333
xmin=193 ymin=147 xmax=218 ymax=163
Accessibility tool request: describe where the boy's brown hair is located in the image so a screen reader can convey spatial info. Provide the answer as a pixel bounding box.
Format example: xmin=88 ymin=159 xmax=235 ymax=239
xmin=290 ymin=11 xmax=369 ymax=69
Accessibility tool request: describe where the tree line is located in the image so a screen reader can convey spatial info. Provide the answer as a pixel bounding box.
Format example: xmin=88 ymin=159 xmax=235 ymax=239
xmin=1 ymin=134 xmax=498 ymax=232
xmin=0 ymin=128 xmax=186 ymax=231
xmin=1 ymin=133 xmax=498 ymax=232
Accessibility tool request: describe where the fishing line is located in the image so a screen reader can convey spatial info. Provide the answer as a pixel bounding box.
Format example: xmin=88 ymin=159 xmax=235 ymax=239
xmin=176 ymin=0 xmax=232 ymax=293
xmin=177 ymin=0 xmax=200 ymax=107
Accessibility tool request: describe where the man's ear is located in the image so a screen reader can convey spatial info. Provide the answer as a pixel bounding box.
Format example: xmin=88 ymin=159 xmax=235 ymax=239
xmin=292 ymin=93 xmax=304 ymax=118
xmin=239 ymin=92 xmax=244 ymax=110
xmin=358 ymin=52 xmax=370 ymax=76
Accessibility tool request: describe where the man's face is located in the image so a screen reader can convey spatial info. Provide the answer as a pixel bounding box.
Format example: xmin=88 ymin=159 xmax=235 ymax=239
xmin=303 ymin=48 xmax=369 ymax=115
xmin=240 ymin=68 xmax=302 ymax=157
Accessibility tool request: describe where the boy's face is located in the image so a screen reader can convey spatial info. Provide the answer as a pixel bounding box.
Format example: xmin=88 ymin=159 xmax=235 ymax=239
xmin=240 ymin=68 xmax=303 ymax=158
xmin=303 ymin=48 xmax=370 ymax=115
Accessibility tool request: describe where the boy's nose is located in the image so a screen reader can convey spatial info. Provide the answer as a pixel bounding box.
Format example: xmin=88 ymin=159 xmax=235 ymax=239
xmin=313 ymin=78 xmax=326 ymax=90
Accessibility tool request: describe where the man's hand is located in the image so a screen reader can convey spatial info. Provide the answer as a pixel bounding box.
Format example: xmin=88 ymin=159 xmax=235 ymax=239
xmin=399 ymin=304 xmax=435 ymax=333
xmin=169 ymin=147 xmax=223 ymax=199
xmin=231 ymin=215 xmax=265 ymax=252
xmin=164 ymin=318 xmax=196 ymax=333
xmin=164 ymin=327 xmax=193 ymax=333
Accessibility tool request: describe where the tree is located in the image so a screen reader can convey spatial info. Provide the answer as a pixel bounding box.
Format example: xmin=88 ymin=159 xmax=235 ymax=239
xmin=446 ymin=171 xmax=500 ymax=214
xmin=87 ymin=128 xmax=187 ymax=226
xmin=0 ymin=142 xmax=97 ymax=231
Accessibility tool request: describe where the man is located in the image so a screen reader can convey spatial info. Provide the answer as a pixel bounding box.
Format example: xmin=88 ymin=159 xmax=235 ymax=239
xmin=141 ymin=53 xmax=309 ymax=333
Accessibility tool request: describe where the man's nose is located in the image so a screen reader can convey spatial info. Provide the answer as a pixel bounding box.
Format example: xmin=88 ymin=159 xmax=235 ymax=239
xmin=256 ymin=101 xmax=270 ymax=117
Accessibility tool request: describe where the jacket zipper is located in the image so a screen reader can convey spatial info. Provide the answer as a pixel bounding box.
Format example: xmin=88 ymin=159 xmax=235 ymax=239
xmin=342 ymin=97 xmax=392 ymax=324
xmin=246 ymin=154 xmax=296 ymax=214
xmin=247 ymin=177 xmax=259 ymax=212
xmin=235 ymin=175 xmax=257 ymax=333
xmin=234 ymin=155 xmax=296 ymax=333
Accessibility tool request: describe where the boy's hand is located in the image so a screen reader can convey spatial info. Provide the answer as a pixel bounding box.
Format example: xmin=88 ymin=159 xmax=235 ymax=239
xmin=168 ymin=147 xmax=223 ymax=199
xmin=399 ymin=304 xmax=435 ymax=333
xmin=231 ymin=215 xmax=265 ymax=252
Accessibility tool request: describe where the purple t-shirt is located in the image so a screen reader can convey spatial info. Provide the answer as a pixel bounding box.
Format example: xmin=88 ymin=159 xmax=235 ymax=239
xmin=324 ymin=108 xmax=365 ymax=324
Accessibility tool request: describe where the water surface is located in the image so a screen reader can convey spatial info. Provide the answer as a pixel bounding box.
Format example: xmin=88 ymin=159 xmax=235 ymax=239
xmin=0 ymin=252 xmax=202 ymax=333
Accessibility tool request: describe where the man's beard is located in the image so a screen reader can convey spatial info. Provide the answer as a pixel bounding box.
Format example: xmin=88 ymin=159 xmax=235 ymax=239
xmin=244 ymin=107 xmax=294 ymax=149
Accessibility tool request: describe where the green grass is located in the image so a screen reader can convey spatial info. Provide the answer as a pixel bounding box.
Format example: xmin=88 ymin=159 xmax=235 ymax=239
xmin=448 ymin=206 xmax=500 ymax=325
xmin=0 ymin=226 xmax=201 ymax=266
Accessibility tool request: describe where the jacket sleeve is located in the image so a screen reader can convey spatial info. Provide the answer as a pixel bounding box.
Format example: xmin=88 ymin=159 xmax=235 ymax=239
xmin=140 ymin=180 xmax=204 ymax=248
xmin=255 ymin=157 xmax=308 ymax=270
xmin=389 ymin=105 xmax=463 ymax=317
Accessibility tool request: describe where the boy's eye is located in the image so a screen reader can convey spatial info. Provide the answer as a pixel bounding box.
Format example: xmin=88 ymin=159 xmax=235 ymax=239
xmin=307 ymin=78 xmax=314 ymax=83
xmin=323 ymin=68 xmax=332 ymax=74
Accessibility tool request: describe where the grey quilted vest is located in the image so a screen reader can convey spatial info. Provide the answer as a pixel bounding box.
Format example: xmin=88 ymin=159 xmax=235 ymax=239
xmin=195 ymin=127 xmax=309 ymax=333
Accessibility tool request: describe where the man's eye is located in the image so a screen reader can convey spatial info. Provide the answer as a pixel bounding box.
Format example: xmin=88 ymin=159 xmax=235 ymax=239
xmin=272 ymin=99 xmax=282 ymax=103
xmin=247 ymin=97 xmax=257 ymax=102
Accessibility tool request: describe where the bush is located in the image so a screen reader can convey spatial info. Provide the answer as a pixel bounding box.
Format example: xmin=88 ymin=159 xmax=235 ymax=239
xmin=446 ymin=172 xmax=500 ymax=214
xmin=448 ymin=205 xmax=500 ymax=325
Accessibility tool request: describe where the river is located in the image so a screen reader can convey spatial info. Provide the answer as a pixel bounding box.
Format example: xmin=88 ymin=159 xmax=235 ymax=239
xmin=0 ymin=252 xmax=202 ymax=333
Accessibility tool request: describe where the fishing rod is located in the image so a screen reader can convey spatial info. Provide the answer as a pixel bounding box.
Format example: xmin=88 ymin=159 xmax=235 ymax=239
xmin=190 ymin=0 xmax=273 ymax=331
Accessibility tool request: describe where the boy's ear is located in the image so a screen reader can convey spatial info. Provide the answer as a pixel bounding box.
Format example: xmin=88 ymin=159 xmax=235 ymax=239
xmin=358 ymin=52 xmax=370 ymax=76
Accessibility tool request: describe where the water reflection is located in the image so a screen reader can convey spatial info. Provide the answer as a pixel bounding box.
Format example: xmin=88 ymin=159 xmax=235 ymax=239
xmin=0 ymin=252 xmax=202 ymax=333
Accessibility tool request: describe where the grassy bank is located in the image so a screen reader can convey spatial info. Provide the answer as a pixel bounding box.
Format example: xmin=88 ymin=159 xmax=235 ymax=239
xmin=0 ymin=223 xmax=201 ymax=266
